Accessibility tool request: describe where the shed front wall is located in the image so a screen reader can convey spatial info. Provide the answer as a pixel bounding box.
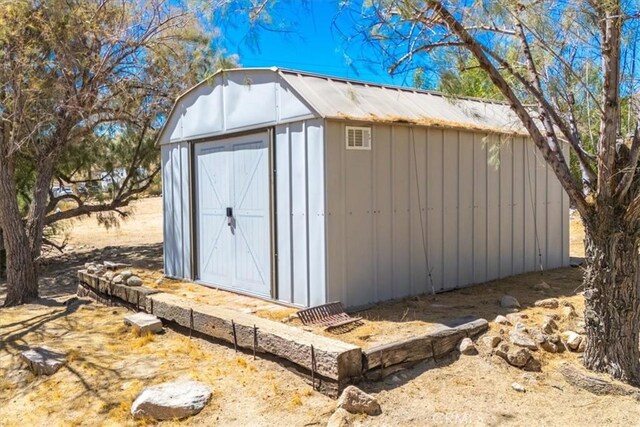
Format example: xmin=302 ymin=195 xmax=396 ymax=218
xmin=325 ymin=120 xmax=569 ymax=308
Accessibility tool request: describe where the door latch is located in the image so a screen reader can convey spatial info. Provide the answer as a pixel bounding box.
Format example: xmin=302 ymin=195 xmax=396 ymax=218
xmin=226 ymin=207 xmax=233 ymax=226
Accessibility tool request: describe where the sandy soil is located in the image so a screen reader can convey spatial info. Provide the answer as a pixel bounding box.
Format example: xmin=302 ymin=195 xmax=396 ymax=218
xmin=2 ymin=198 xmax=638 ymax=426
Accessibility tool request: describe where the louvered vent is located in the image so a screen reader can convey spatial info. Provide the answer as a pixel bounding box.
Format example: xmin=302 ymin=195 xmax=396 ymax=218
xmin=345 ymin=126 xmax=371 ymax=150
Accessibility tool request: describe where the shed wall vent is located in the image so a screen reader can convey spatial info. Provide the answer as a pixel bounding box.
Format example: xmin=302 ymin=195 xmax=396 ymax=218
xmin=345 ymin=126 xmax=371 ymax=150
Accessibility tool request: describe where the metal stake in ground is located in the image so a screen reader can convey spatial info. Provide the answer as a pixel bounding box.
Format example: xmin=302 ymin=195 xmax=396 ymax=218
xmin=310 ymin=345 xmax=317 ymax=391
xmin=253 ymin=324 xmax=258 ymax=360
xmin=232 ymin=320 xmax=238 ymax=352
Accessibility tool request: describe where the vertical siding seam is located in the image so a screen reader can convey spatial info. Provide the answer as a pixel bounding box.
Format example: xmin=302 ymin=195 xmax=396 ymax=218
xmin=390 ymin=126 xmax=395 ymax=299
xmin=511 ymin=138 xmax=515 ymax=276
xmin=484 ymin=135 xmax=489 ymax=282
xmin=409 ymin=127 xmax=413 ymax=296
xmin=424 ymin=128 xmax=430 ymax=292
xmin=498 ymin=136 xmax=502 ymax=277
xmin=456 ymin=131 xmax=460 ymax=287
xmin=304 ymin=121 xmax=311 ymax=307
xmin=323 ymin=120 xmax=329 ymax=304
xmin=471 ymin=133 xmax=476 ymax=284
xmin=440 ymin=130 xmax=444 ymax=290
xmin=341 ymin=122 xmax=347 ymax=306
xmin=372 ymin=126 xmax=378 ymax=302
xmin=288 ymin=125 xmax=295 ymax=303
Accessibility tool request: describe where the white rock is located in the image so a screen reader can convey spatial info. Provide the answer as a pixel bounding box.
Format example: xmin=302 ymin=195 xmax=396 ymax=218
xmin=127 ymin=276 xmax=143 ymax=287
xmin=120 ymin=270 xmax=133 ymax=280
xmin=563 ymin=331 xmax=582 ymax=351
xmin=509 ymin=331 xmax=538 ymax=350
xmin=501 ymin=295 xmax=521 ymax=308
xmin=131 ymin=380 xmax=212 ymax=420
xmin=112 ymin=275 xmax=124 ymax=284
xmin=336 ymin=386 xmax=381 ymax=416
xmin=327 ymin=408 xmax=352 ymax=427
xmin=124 ymin=312 xmax=163 ymax=335
xmin=511 ymin=382 xmax=526 ymax=392
xmin=514 ymin=322 xmax=528 ymax=333
xmin=20 ymin=347 xmax=65 ymax=375
xmin=458 ymin=337 xmax=478 ymax=355
xmin=534 ymin=298 xmax=559 ymax=309
xmin=562 ymin=305 xmax=578 ymax=318
xmin=104 ymin=271 xmax=115 ymax=282
xmin=494 ymin=315 xmax=511 ymax=325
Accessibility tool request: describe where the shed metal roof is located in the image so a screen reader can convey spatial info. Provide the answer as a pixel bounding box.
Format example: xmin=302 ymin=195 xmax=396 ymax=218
xmin=278 ymin=69 xmax=526 ymax=135
xmin=158 ymin=67 xmax=528 ymax=145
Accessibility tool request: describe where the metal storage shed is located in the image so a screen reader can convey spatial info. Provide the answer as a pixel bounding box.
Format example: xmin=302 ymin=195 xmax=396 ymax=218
xmin=158 ymin=67 xmax=569 ymax=309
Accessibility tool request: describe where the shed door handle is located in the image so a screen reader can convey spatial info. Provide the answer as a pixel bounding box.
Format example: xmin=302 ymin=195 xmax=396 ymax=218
xmin=226 ymin=207 xmax=233 ymax=226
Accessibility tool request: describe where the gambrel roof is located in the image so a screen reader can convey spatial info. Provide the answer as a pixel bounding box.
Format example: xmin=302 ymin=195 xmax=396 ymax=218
xmin=158 ymin=67 xmax=526 ymax=145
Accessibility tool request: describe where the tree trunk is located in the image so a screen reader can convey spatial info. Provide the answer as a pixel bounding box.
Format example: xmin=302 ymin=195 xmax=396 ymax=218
xmin=0 ymin=148 xmax=40 ymax=306
xmin=583 ymin=218 xmax=640 ymax=385
xmin=1 ymin=221 xmax=38 ymax=306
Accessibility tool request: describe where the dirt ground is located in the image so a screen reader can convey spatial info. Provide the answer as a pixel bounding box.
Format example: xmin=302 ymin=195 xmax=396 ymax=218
xmin=2 ymin=197 xmax=639 ymax=426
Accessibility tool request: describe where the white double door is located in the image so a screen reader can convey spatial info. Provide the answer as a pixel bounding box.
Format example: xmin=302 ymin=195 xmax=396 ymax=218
xmin=195 ymin=132 xmax=271 ymax=297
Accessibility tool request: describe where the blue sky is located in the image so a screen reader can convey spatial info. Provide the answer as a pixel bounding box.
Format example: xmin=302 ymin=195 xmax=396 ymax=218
xmin=214 ymin=0 xmax=418 ymax=87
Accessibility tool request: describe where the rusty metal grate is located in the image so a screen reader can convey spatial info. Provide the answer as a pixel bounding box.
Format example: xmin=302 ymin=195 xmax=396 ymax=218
xmin=297 ymin=302 xmax=362 ymax=333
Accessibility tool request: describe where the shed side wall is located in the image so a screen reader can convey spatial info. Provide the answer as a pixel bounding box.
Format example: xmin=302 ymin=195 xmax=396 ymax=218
xmin=275 ymin=119 xmax=326 ymax=307
xmin=161 ymin=143 xmax=192 ymax=279
xmin=325 ymin=121 xmax=569 ymax=308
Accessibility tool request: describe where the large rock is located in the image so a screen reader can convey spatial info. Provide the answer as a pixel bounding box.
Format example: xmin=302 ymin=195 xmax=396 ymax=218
xmin=327 ymin=408 xmax=352 ymax=427
xmin=500 ymin=295 xmax=521 ymax=308
xmin=124 ymin=312 xmax=163 ymax=335
xmin=523 ymin=356 xmax=542 ymax=372
xmin=131 ymin=380 xmax=212 ymax=420
xmin=120 ymin=270 xmax=133 ymax=280
xmin=507 ymin=348 xmax=532 ymax=368
xmin=127 ymin=276 xmax=143 ymax=287
xmin=534 ymin=298 xmax=559 ymax=309
xmin=509 ymin=330 xmax=538 ymax=350
xmin=20 ymin=347 xmax=65 ymax=375
xmin=336 ymin=386 xmax=381 ymax=416
xmin=458 ymin=337 xmax=478 ymax=355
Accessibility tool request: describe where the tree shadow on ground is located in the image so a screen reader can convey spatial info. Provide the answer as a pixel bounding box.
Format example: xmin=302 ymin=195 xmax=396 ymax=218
xmin=0 ymin=243 xmax=163 ymax=305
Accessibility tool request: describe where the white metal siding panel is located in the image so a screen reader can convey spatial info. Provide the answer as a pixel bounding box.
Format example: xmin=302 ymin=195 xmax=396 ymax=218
xmin=524 ymin=142 xmax=539 ymax=271
xmin=162 ymin=146 xmax=176 ymax=276
xmin=512 ymin=138 xmax=525 ymax=275
xmin=162 ymin=143 xmax=191 ymax=279
xmin=325 ymin=122 xmax=347 ymax=304
xmin=345 ymin=124 xmax=375 ymax=306
xmin=499 ymin=138 xmax=514 ymax=277
xmin=180 ymin=144 xmax=191 ymax=277
xmin=290 ymin=122 xmax=310 ymax=306
xmin=472 ymin=133 xmax=488 ymax=283
xmin=182 ymin=82 xmax=224 ymax=139
xmin=392 ymin=126 xmax=412 ymax=299
xmin=427 ymin=129 xmax=445 ymax=290
xmin=275 ymin=126 xmax=293 ymax=303
xmin=225 ymin=71 xmax=277 ymax=131
xmin=535 ymin=147 xmax=549 ymax=268
xmin=374 ymin=125 xmax=394 ymax=302
xmin=547 ymin=157 xmax=564 ymax=268
xmin=306 ymin=120 xmax=326 ymax=307
xmin=486 ymin=136 xmax=501 ymax=280
xmin=458 ymin=132 xmax=474 ymax=286
xmin=409 ymin=127 xmax=429 ymax=295
xmin=442 ymin=130 xmax=459 ymax=288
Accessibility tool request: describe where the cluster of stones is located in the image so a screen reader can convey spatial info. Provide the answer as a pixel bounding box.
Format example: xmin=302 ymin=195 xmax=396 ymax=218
xmin=479 ymin=285 xmax=587 ymax=372
xmin=84 ymin=261 xmax=143 ymax=287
